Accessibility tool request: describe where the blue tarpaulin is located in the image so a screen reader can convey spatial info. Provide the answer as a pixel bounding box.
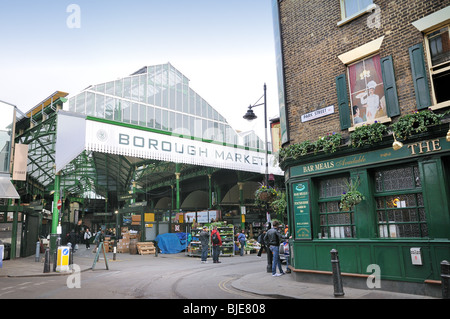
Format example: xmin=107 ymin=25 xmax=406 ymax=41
xmin=155 ymin=233 xmax=188 ymax=254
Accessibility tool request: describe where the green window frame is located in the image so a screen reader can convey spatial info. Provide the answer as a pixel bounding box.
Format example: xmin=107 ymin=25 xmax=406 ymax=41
xmin=374 ymin=164 xmax=428 ymax=238
xmin=318 ymin=175 xmax=356 ymax=239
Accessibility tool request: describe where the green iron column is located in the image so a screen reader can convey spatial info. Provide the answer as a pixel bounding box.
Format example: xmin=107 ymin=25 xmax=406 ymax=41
xmin=175 ymin=163 xmax=181 ymax=211
xmin=208 ymin=174 xmax=212 ymax=209
xmin=238 ymin=182 xmax=245 ymax=230
xmin=175 ymin=172 xmax=181 ymax=211
xmin=50 ymin=172 xmax=61 ymax=252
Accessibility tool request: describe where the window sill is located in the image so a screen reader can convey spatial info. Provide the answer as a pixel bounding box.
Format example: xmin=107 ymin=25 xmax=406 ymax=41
xmin=429 ymin=100 xmax=450 ymax=111
xmin=348 ymin=116 xmax=392 ymax=132
xmin=337 ymin=4 xmax=377 ymax=27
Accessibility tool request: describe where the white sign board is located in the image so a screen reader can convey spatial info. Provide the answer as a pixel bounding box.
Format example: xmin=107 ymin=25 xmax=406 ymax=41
xmin=410 ymin=247 xmax=422 ymax=265
xmin=301 ymin=105 xmax=335 ymax=123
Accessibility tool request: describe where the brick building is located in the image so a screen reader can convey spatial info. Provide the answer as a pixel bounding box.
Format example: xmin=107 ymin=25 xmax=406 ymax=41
xmin=272 ymin=0 xmax=450 ymax=296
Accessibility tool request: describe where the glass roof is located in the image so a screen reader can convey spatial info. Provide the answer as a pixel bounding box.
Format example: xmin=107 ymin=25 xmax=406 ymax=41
xmin=67 ymin=63 xmax=264 ymax=149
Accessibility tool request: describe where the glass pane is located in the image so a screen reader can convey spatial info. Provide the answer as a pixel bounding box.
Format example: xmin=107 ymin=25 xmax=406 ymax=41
xmin=319 ymin=176 xmax=348 ymax=198
xmin=95 ymin=83 xmax=105 ymax=93
xmin=106 ymin=81 xmax=114 ymax=95
xmin=162 ymin=65 xmax=169 ymax=108
xmin=76 ymin=92 xmax=86 ymax=114
xmin=131 ymin=103 xmax=139 ymax=125
xmin=139 ymin=75 xmax=146 ymax=103
xmin=132 ymin=77 xmax=139 ymax=101
xmin=155 ymin=108 xmax=161 ymax=129
xmin=344 ymin=0 xmax=372 ymax=17
xmin=95 ymin=94 xmax=104 ymax=118
xmin=69 ymin=97 xmax=75 ymax=112
xmin=344 ymin=0 xmax=358 ymax=17
xmin=86 ymin=92 xmax=95 ymax=116
xmin=375 ymin=166 xmax=416 ymax=192
xmin=162 ymin=110 xmax=169 ymax=131
xmin=428 ymin=27 xmax=450 ymax=67
xmin=114 ymin=99 xmax=122 ymax=122
xmin=147 ymin=106 xmax=154 ymax=128
xmin=115 ymin=79 xmax=123 ymax=97
xmin=139 ymin=104 xmax=146 ymax=127
xmin=169 ymin=111 xmax=175 ymax=133
xmin=122 ymin=101 xmax=130 ymax=123
xmin=105 ymin=97 xmax=113 ymax=120
xmin=123 ymin=78 xmax=131 ymax=99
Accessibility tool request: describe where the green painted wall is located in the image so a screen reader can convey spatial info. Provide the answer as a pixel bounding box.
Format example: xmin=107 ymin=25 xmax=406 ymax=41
xmin=287 ymin=141 xmax=450 ymax=283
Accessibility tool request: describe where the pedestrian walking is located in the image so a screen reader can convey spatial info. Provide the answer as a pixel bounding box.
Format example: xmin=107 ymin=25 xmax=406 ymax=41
xmin=264 ymin=220 xmax=285 ymax=277
xmin=199 ymin=226 xmax=209 ymax=263
xmin=211 ymin=226 xmax=222 ymax=263
xmin=68 ymin=229 xmax=78 ymax=253
xmin=84 ymin=228 xmax=92 ymax=249
xmin=237 ymin=230 xmax=246 ymax=256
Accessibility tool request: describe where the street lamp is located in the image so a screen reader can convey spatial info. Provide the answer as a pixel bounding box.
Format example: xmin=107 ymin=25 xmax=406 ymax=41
xmin=243 ymin=84 xmax=272 ymax=273
xmin=242 ymin=83 xmax=268 ymax=185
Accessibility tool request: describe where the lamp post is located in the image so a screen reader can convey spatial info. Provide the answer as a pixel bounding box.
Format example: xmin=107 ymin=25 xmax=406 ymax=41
xmin=243 ymin=84 xmax=272 ymax=272
xmin=243 ymin=83 xmax=268 ymax=185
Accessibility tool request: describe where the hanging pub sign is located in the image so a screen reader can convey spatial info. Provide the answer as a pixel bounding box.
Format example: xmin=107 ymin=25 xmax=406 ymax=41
xmin=291 ymin=181 xmax=312 ymax=240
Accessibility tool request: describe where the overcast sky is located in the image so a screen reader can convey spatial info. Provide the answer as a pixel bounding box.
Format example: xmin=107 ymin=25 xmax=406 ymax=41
xmin=0 ymin=0 xmax=279 ymax=138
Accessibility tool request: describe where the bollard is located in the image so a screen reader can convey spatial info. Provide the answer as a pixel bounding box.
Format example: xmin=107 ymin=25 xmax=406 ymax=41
xmin=43 ymin=248 xmax=50 ymax=273
xmin=441 ymin=260 xmax=450 ymax=299
xmin=35 ymin=241 xmax=40 ymax=262
xmin=53 ymin=236 xmax=61 ymax=272
xmin=113 ymin=245 xmax=116 ymax=261
xmin=331 ymin=249 xmax=345 ymax=297
xmin=267 ymin=249 xmax=272 ymax=273
xmin=69 ymin=245 xmax=74 ymax=268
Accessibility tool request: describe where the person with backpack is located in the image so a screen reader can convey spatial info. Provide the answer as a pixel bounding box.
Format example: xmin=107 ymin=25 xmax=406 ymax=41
xmin=237 ymin=229 xmax=246 ymax=256
xmin=211 ymin=226 xmax=222 ymax=263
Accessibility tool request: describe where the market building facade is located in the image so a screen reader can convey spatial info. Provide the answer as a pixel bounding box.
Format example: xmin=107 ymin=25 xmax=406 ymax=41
xmin=1 ymin=63 xmax=283 ymax=260
xmin=272 ymin=0 xmax=450 ymax=296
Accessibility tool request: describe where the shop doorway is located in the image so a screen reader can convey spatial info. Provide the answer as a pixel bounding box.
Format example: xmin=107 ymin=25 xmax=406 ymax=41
xmin=21 ymin=210 xmax=40 ymax=257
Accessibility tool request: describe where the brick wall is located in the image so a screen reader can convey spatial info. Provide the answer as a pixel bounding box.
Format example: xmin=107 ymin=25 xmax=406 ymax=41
xmin=278 ymin=0 xmax=450 ymax=144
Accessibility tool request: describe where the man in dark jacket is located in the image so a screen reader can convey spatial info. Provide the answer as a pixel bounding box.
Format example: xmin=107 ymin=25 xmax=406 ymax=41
xmin=264 ymin=221 xmax=285 ymax=276
xmin=199 ymin=226 xmax=209 ymax=263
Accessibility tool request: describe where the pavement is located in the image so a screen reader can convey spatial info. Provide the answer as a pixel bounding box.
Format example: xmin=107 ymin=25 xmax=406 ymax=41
xmin=0 ymin=249 xmax=439 ymax=299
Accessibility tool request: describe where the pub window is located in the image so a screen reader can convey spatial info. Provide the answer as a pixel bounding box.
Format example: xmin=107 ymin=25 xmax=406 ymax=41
xmin=426 ymin=24 xmax=450 ymax=108
xmin=339 ymin=0 xmax=373 ymax=21
xmin=374 ymin=165 xmax=428 ymax=238
xmin=318 ymin=176 xmax=356 ymax=238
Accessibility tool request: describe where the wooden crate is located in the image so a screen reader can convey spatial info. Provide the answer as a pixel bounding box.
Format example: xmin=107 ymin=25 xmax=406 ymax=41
xmin=136 ymin=242 xmax=156 ymax=255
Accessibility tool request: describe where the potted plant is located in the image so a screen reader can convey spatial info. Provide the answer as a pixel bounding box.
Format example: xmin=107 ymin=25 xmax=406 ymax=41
xmin=351 ymin=121 xmax=388 ymax=148
xmin=340 ymin=178 xmax=365 ymax=211
xmin=314 ymin=132 xmax=342 ymax=154
xmin=270 ymin=191 xmax=287 ymax=221
xmin=278 ymin=132 xmax=342 ymax=162
xmin=391 ymin=109 xmax=444 ymax=141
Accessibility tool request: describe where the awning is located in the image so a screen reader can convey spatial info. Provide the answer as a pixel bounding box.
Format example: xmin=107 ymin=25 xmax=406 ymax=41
xmin=0 ymin=174 xmax=20 ymax=199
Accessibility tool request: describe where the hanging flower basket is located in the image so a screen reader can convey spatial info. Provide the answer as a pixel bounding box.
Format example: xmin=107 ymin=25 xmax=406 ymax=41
xmin=340 ymin=178 xmax=365 ymax=211
xmin=255 ymin=184 xmax=278 ymax=206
